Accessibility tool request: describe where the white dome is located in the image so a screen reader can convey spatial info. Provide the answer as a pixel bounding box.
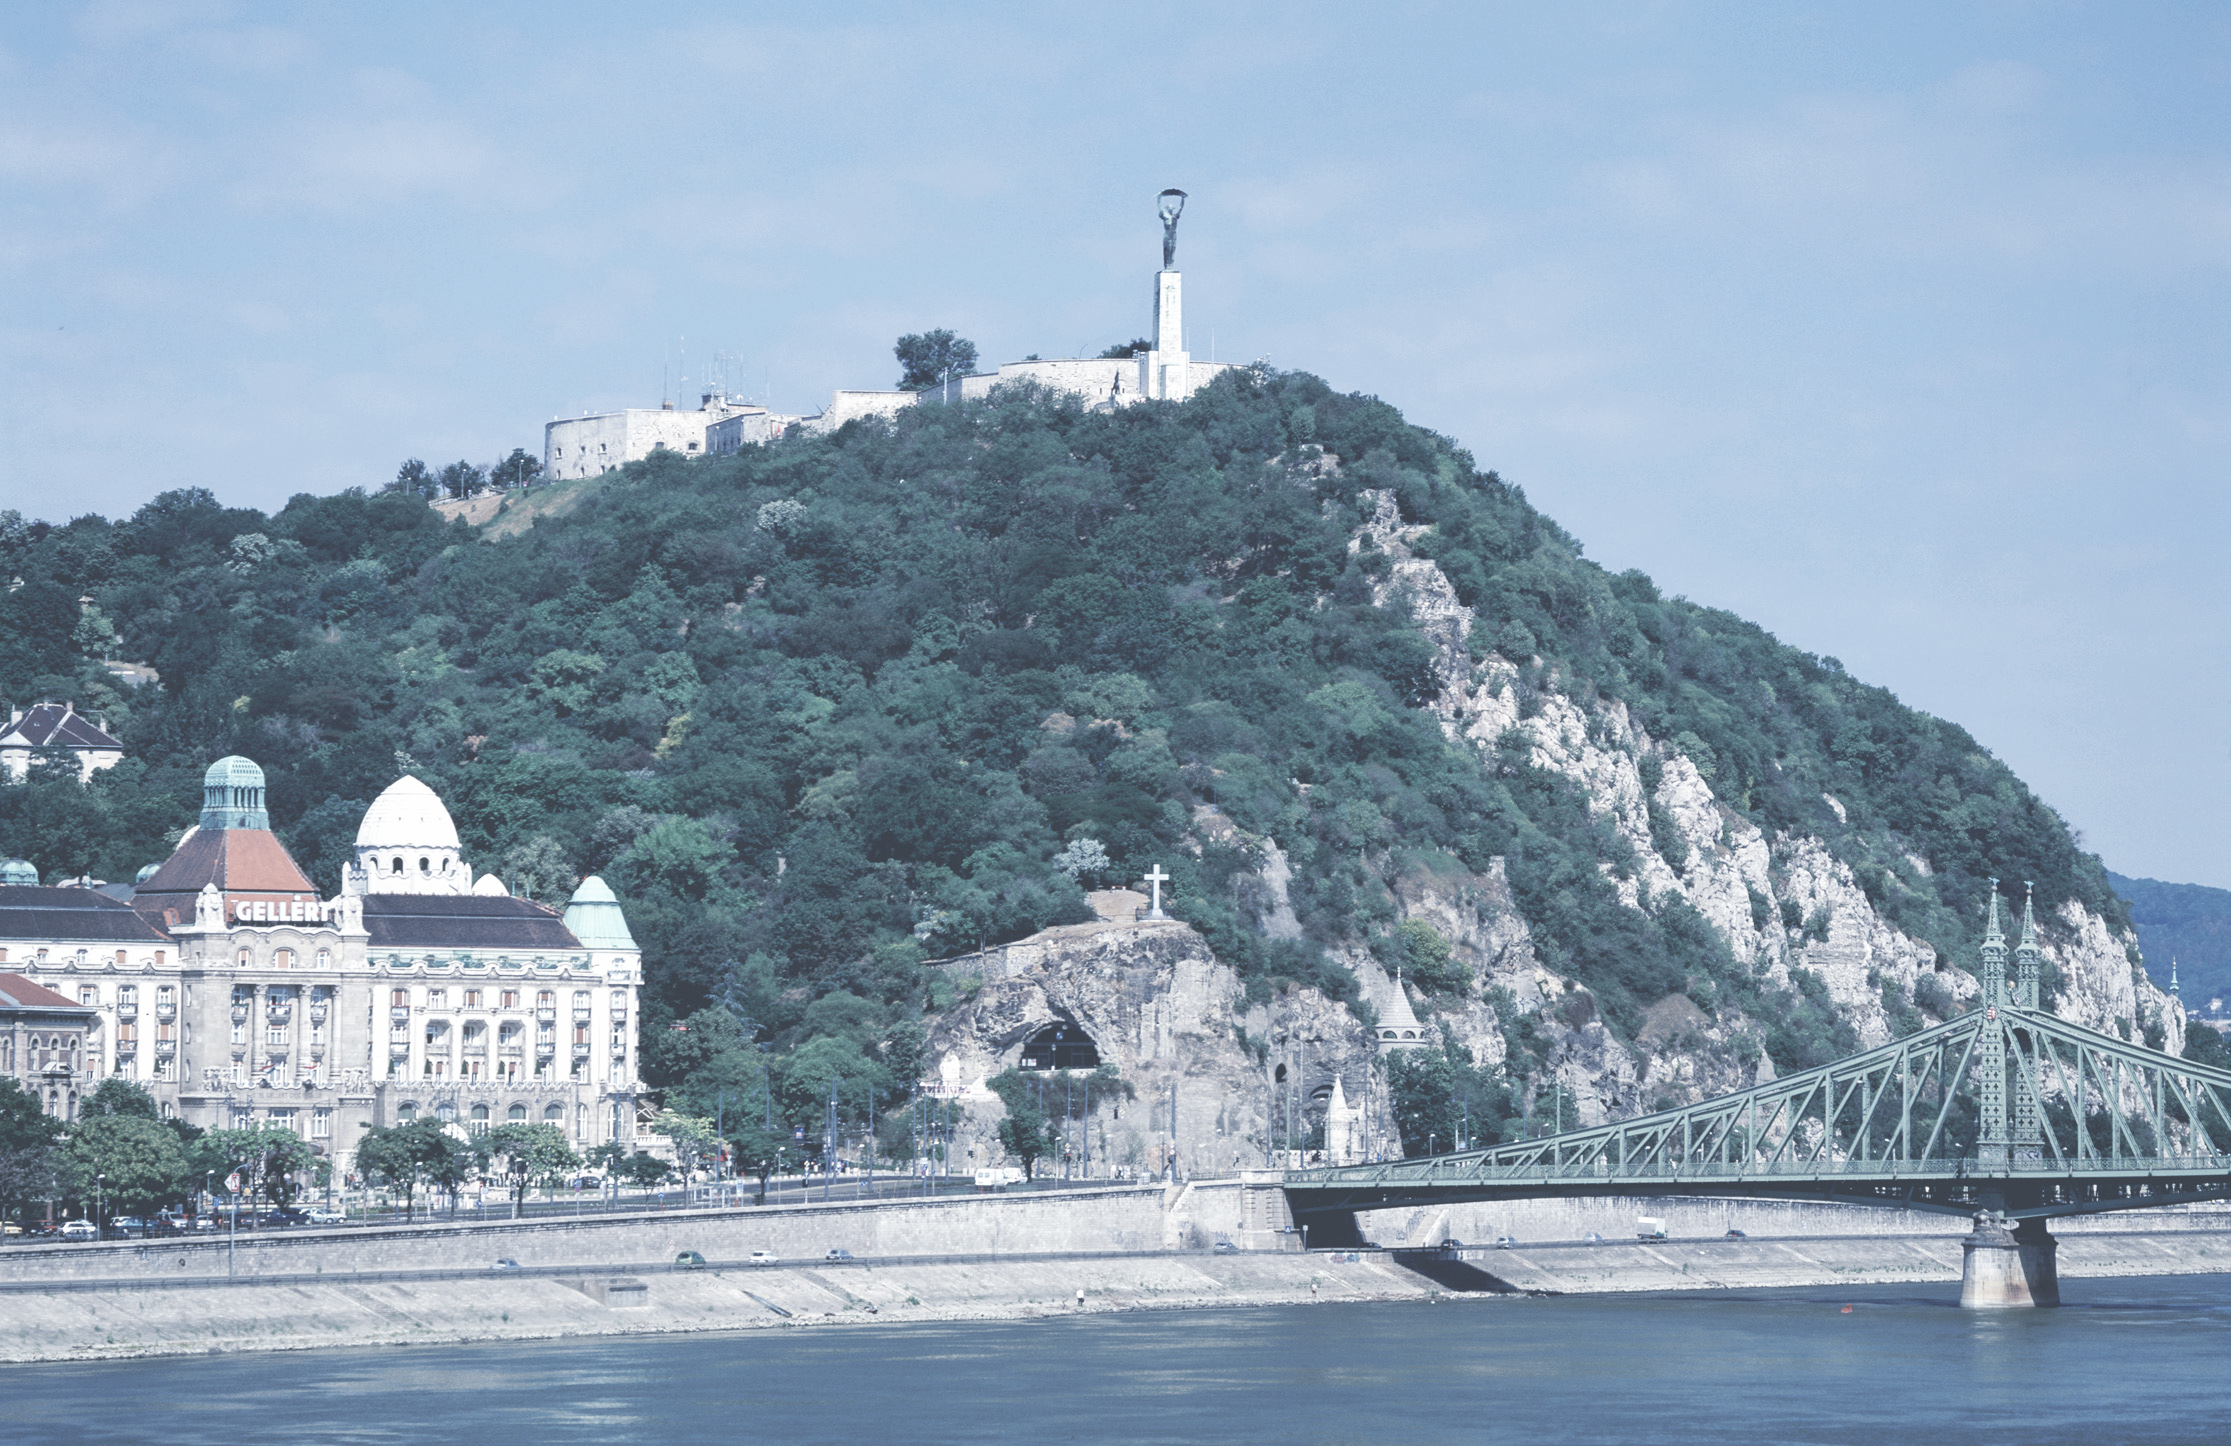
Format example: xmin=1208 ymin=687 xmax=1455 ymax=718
xmin=473 ymin=874 xmax=509 ymax=896
xmin=356 ymin=776 xmax=461 ymax=851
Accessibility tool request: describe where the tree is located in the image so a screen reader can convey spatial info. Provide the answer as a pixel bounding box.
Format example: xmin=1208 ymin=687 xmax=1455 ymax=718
xmin=894 ymin=329 xmax=979 ymax=390
xmin=436 ymin=460 xmax=486 ymax=499
xmin=58 ymin=1115 xmax=188 ymax=1217
xmin=191 ymin=1125 xmax=316 ymax=1206
xmin=986 ymin=1068 xmax=1056 ymax=1181
xmin=354 ymin=1118 xmax=466 ymax=1222
xmin=648 ymin=1110 xmax=717 ymax=1181
xmin=0 ymin=1079 xmax=61 ymax=1230
xmin=391 ymin=458 xmax=434 ymax=497
xmin=725 ymin=1117 xmax=787 ymax=1204
xmin=81 ymin=1078 xmax=160 ymax=1120
xmin=489 ymin=447 xmax=544 ymax=491
xmin=1098 ymin=338 xmax=1152 ymax=358
xmin=622 ymin=1150 xmax=673 ymax=1188
xmin=480 ymin=1123 xmax=580 ymax=1218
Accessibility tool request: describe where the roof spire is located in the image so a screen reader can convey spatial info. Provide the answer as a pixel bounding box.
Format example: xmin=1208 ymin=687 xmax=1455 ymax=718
xmin=2170 ymin=957 xmax=2182 ymax=996
xmin=1985 ymin=877 xmax=2004 ymax=943
xmin=2020 ymin=881 xmax=2037 ymax=949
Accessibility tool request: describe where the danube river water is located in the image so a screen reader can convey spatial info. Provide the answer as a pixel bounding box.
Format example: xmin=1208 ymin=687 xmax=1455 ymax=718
xmin=11 ymin=1274 xmax=2229 ymax=1444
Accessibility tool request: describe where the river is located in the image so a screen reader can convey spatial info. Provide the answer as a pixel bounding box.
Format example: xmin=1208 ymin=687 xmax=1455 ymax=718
xmin=12 ymin=1274 xmax=2228 ymax=1443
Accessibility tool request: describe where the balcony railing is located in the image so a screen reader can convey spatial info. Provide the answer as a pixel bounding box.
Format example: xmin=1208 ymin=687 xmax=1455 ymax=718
xmin=117 ymin=1003 xmax=138 ymax=1019
xmin=154 ymin=1004 xmax=176 ymax=1020
xmin=389 ymin=1041 xmax=411 ymax=1057
xmin=536 ymin=1007 xmax=556 ymax=1022
xmin=499 ymin=1044 xmax=524 ymax=1057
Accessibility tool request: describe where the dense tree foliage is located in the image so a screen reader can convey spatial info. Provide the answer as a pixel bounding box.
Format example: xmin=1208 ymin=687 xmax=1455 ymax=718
xmin=0 ymin=368 xmax=2129 ymax=1155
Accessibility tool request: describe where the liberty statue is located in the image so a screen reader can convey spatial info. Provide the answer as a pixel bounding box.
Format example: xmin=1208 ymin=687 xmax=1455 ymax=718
xmin=1158 ymin=189 xmax=1187 ymax=269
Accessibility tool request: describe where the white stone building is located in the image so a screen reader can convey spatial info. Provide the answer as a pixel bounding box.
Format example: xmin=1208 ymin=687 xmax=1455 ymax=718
xmin=543 ymin=392 xmax=771 ymax=480
xmin=0 ymin=760 xmax=644 ymax=1179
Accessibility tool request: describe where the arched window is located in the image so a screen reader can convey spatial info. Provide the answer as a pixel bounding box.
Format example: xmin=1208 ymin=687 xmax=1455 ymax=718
xmin=236 ymin=948 xmax=252 ymax=967
xmin=544 ymin=1104 xmax=563 ymax=1122
xmin=398 ymin=1103 xmax=418 ymax=1122
xmin=470 ymin=1103 xmax=489 ymax=1122
xmin=508 ymin=1104 xmax=527 ymax=1121
xmin=390 ymin=857 xmax=403 ymax=875
xmin=419 ymin=856 xmax=431 ymax=874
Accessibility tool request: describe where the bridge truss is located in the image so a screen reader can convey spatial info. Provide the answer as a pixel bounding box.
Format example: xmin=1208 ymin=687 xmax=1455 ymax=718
xmin=1285 ymin=890 xmax=2231 ymax=1237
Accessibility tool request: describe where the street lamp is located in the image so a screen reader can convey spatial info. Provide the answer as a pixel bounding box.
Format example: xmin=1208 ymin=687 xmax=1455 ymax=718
xmin=95 ymin=1173 xmax=105 ymax=1241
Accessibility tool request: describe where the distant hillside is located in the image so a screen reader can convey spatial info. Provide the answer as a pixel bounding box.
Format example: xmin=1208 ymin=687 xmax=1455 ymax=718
xmin=2110 ymin=871 xmax=2231 ymax=1015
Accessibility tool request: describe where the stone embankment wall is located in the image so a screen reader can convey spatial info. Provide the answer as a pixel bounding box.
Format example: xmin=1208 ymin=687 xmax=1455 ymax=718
xmin=1 ymin=1187 xmax=2227 ymax=1362
xmin=0 ymin=1184 xmax=1188 ymax=1284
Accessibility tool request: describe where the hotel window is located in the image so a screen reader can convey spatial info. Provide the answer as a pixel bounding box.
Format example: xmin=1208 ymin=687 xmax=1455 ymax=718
xmin=113 ymin=950 xmax=126 ymax=966
xmin=237 ymin=948 xmax=252 ymax=967
xmin=316 ymin=949 xmax=330 ymax=968
xmin=118 ymin=985 xmax=136 ymax=1009
xmin=500 ymin=990 xmax=519 ymax=1010
xmin=428 ymin=989 xmax=448 ymax=1009
xmin=464 ymin=989 xmax=482 ymax=1009
xmin=391 ymin=988 xmax=409 ymax=1009
xmin=76 ymin=949 xmax=88 ymax=966
xmin=311 ymin=1109 xmax=332 ymax=1139
xmin=157 ymin=986 xmax=174 ymax=1011
xmin=274 ymin=948 xmax=293 ymax=969
xmin=266 ymin=1023 xmax=289 ymax=1047
xmin=231 ymin=1020 xmax=247 ymax=1046
xmin=79 ymin=986 xmax=97 ymax=1006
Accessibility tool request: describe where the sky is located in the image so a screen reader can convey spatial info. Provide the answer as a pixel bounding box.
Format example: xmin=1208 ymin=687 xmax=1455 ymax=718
xmin=2 ymin=2 xmax=2227 ymax=889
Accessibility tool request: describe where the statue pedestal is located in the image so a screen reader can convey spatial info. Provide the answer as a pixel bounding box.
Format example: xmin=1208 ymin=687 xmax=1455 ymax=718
xmin=1960 ymin=1214 xmax=2059 ymax=1308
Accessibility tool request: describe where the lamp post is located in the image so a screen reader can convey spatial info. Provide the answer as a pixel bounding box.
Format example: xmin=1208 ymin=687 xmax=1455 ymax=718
xmin=94 ymin=1173 xmax=104 ymax=1241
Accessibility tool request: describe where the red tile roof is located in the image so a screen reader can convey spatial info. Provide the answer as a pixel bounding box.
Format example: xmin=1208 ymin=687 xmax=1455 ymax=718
xmin=0 ymin=973 xmax=93 ymax=1012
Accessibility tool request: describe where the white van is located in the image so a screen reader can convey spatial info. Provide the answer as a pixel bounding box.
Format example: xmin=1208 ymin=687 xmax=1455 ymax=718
xmin=1636 ymin=1217 xmax=1668 ymax=1240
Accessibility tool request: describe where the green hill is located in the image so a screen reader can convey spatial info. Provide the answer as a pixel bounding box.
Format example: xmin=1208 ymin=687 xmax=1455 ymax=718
xmin=0 ymin=369 xmax=2133 ymax=1122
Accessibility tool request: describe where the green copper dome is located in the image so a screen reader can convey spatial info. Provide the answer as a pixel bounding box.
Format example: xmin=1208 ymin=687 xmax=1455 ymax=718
xmin=201 ymin=755 xmax=268 ymax=830
xmin=0 ymin=858 xmax=37 ymax=887
xmin=563 ymin=875 xmax=638 ymax=951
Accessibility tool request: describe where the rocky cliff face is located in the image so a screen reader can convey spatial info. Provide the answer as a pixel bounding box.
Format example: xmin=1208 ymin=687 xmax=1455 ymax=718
xmin=919 ymin=488 xmax=2184 ymax=1168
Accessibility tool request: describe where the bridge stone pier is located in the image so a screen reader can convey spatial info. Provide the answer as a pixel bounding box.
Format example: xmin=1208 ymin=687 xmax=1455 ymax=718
xmin=1961 ymin=1213 xmax=2060 ymax=1308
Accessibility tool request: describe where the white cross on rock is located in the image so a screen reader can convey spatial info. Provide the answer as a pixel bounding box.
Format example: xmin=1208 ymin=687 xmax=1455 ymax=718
xmin=1142 ymin=865 xmax=1170 ymax=919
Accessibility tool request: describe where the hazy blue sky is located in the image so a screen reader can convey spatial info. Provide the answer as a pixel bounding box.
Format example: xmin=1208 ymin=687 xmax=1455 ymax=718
xmin=3 ymin=3 xmax=2227 ymax=888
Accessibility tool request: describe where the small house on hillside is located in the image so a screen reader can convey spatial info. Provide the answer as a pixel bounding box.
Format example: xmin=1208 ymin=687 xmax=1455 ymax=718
xmin=0 ymin=703 xmax=125 ymax=783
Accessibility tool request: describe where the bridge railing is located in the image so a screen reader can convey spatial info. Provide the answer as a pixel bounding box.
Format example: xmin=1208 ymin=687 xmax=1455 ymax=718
xmin=1288 ymin=1152 xmax=2231 ymax=1189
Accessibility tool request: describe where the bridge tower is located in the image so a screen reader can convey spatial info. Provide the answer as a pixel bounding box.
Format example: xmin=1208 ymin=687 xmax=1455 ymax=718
xmin=1976 ymin=883 xmax=2010 ymax=1170
xmin=2012 ymin=886 xmax=2044 ymax=1161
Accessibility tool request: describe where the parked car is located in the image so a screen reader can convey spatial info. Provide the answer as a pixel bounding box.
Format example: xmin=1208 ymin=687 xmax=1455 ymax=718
xmin=60 ymin=1219 xmax=97 ymax=1241
xmin=1584 ymin=1232 xmax=1604 ymax=1245
xmin=490 ymin=1258 xmax=522 ymax=1271
xmin=1723 ymin=1228 xmax=1748 ymax=1240
xmin=109 ymin=1216 xmax=152 ymax=1237
xmin=259 ymin=1207 xmax=311 ymax=1228
xmin=306 ymin=1207 xmax=347 ymax=1226
xmin=1212 ymin=1240 xmax=1240 ymax=1255
xmin=1 ymin=1222 xmax=20 ymax=1238
xmin=749 ymin=1250 xmax=778 ymax=1266
xmin=824 ymin=1248 xmax=854 ymax=1263
xmin=1493 ymin=1235 xmax=1518 ymax=1250
xmin=674 ymin=1251 xmax=708 ymax=1271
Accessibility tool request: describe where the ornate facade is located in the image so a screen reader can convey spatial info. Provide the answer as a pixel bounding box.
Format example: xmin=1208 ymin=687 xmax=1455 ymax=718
xmin=0 ymin=759 xmax=642 ymax=1174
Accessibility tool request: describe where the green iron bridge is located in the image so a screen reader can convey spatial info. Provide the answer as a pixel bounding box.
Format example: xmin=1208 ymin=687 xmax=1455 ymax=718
xmin=1283 ymin=889 xmax=2231 ymax=1260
